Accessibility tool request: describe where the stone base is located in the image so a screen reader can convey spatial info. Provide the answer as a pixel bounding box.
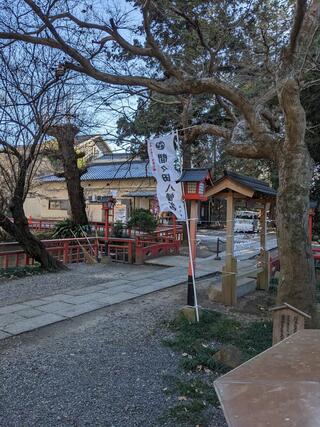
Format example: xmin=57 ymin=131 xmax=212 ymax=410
xmin=100 ymin=256 xmax=112 ymax=265
xmin=208 ymin=285 xmax=223 ymax=303
xmin=180 ymin=305 xmax=202 ymax=322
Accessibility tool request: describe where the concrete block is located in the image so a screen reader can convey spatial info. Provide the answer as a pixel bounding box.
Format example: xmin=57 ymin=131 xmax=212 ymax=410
xmin=208 ymin=285 xmax=223 ymax=303
xmin=180 ymin=306 xmax=203 ymax=322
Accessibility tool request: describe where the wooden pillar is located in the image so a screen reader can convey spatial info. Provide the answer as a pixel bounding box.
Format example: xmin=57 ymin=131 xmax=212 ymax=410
xmin=225 ymin=191 xmax=234 ymax=258
xmin=257 ymin=202 xmax=270 ymax=290
xmin=187 ymin=200 xmax=198 ymax=306
xmin=222 ymin=191 xmax=237 ymax=306
xmin=104 ymin=208 xmax=109 ymax=240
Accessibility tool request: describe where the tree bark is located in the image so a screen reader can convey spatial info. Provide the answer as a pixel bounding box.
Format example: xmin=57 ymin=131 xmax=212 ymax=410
xmin=276 ymin=145 xmax=316 ymax=317
xmin=47 ymin=124 xmax=88 ymax=225
xmin=276 ymin=79 xmax=317 ymax=322
xmin=0 ymin=182 xmax=65 ymax=271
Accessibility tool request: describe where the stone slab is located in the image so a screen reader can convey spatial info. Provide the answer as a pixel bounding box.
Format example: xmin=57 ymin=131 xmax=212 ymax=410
xmin=0 ymin=330 xmax=12 ymax=340
xmin=97 ymin=284 xmax=137 ymax=295
xmin=51 ymin=301 xmax=106 ymax=318
xmin=67 ymin=293 xmax=106 ymax=304
xmin=2 ymin=313 xmax=66 ymax=335
xmin=37 ymin=301 xmax=75 ymax=314
xmin=130 ymin=284 xmax=165 ymax=295
xmin=16 ymin=308 xmax=45 ymax=318
xmin=0 ymin=313 xmax=26 ymax=328
xmin=22 ymin=299 xmax=50 ymax=307
xmin=91 ymin=292 xmax=138 ymax=305
xmin=0 ymin=304 xmax=29 ymax=315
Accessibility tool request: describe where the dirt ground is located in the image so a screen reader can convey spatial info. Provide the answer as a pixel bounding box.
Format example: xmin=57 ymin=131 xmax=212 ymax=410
xmin=0 ymin=268 xmax=274 ymax=427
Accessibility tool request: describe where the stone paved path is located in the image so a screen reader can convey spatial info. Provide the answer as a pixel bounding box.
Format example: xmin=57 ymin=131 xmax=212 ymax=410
xmin=0 ymin=230 xmax=277 ymax=342
xmin=0 ymin=258 xmax=225 ymax=340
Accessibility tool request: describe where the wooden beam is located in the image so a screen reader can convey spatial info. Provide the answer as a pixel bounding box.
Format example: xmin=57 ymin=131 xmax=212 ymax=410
xmin=205 ymin=177 xmax=254 ymax=199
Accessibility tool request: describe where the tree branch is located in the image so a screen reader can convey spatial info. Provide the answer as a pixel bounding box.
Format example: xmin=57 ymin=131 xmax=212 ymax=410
xmin=188 ymin=123 xmax=231 ymax=140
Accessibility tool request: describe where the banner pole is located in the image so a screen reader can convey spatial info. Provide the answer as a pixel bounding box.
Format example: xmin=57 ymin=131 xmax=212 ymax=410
xmin=184 ymin=198 xmax=200 ymax=322
xmin=175 ymin=130 xmax=200 ymax=322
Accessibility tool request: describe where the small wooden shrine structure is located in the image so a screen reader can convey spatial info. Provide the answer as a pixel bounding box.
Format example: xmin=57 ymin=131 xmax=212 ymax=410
xmin=270 ymin=303 xmax=310 ymax=345
xmin=205 ymin=170 xmax=277 ymax=306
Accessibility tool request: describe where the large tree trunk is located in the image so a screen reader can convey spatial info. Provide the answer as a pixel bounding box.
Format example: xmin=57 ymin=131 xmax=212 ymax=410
xmin=0 ymin=198 xmax=65 ymax=271
xmin=48 ymin=124 xmax=89 ymax=226
xmin=276 ymin=80 xmax=317 ymax=322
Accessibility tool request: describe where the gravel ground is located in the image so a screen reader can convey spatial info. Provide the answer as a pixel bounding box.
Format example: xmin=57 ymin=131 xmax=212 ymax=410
xmin=0 ymin=263 xmax=164 ymax=308
xmin=0 ymin=284 xmax=227 ymax=427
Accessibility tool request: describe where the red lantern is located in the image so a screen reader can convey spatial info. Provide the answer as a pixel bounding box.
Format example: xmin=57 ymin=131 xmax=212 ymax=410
xmin=177 ymin=168 xmax=213 ymax=201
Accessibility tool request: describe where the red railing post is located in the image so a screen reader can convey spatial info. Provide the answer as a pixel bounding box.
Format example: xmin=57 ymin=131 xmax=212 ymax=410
xmin=63 ymin=240 xmax=69 ymax=264
xmin=128 ymin=241 xmax=133 ymax=263
xmin=135 ymin=241 xmax=143 ymax=264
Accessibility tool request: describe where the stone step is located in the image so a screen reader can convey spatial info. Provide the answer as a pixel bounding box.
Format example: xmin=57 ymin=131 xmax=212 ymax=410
xmin=208 ymin=277 xmax=257 ymax=302
xmin=237 ymin=266 xmax=263 ymax=280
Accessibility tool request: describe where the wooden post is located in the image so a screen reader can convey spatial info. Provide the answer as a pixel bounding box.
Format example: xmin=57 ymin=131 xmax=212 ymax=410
xmin=225 ymin=191 xmax=234 ymax=258
xmin=222 ymin=191 xmax=237 ymax=306
xmin=257 ymin=202 xmax=270 ymax=290
xmin=187 ymin=200 xmax=198 ymax=306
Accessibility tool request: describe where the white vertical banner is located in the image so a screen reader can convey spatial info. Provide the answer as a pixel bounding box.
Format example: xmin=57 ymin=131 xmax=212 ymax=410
xmin=147 ymin=132 xmax=186 ymax=220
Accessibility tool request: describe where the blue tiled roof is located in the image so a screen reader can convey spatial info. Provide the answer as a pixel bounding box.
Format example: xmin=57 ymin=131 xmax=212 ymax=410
xmin=41 ymin=160 xmax=152 ymax=182
xmin=97 ymin=153 xmax=132 ymax=161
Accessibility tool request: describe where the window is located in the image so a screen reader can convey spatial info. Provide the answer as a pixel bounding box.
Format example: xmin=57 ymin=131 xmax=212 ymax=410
xmin=187 ymin=182 xmax=197 ymax=193
xmin=49 ymin=200 xmax=69 ymax=210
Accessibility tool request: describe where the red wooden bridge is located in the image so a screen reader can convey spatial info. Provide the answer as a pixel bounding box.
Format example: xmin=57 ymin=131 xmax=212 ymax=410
xmin=0 ymin=220 xmax=183 ymax=270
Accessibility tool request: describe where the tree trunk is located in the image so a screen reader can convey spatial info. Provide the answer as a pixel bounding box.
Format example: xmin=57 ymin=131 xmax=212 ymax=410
xmin=276 ymin=80 xmax=317 ymax=322
xmin=48 ymin=124 xmax=89 ymax=226
xmin=0 ymin=204 xmax=65 ymax=271
xmin=276 ymin=144 xmax=316 ymax=318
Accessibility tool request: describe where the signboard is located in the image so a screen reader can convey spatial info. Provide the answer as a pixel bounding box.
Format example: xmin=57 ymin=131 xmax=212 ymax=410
xmin=147 ymin=133 xmax=186 ymax=220
xmin=270 ymin=303 xmax=310 ymax=345
xmin=114 ymin=203 xmax=127 ymax=223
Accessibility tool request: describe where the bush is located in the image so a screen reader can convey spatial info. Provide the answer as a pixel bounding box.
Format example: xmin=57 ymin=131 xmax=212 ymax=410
xmin=52 ymin=218 xmax=89 ymax=239
xmin=0 ymin=228 xmax=13 ymax=242
xmin=113 ymin=221 xmax=124 ymax=237
xmin=127 ymin=208 xmax=157 ymax=233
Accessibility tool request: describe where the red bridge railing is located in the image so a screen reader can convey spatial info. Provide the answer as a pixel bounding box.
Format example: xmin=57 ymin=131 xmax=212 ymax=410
xmin=0 ymin=238 xmax=105 ymax=270
xmin=0 ymin=222 xmax=183 ymax=270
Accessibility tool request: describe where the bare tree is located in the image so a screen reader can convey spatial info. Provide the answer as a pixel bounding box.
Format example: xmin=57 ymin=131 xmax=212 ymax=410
xmin=46 ymin=122 xmax=89 ymax=226
xmin=0 ymin=46 xmax=65 ymax=270
xmin=1 ymin=1 xmax=319 ymax=318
